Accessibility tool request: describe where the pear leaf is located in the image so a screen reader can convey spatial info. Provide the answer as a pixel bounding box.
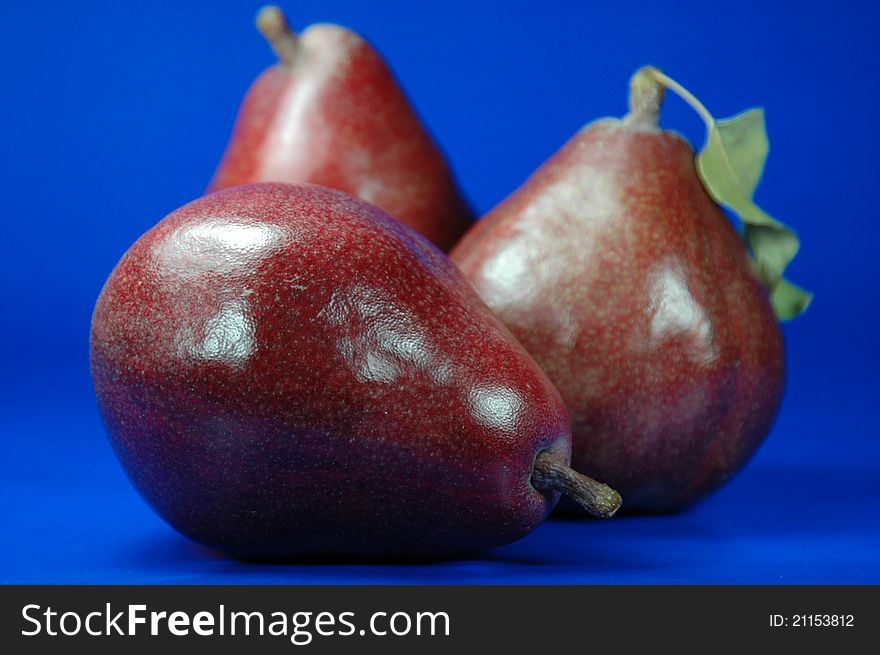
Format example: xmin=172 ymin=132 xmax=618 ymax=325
xmin=769 ymin=277 xmax=813 ymax=321
xmin=701 ymin=109 xmax=768 ymax=198
xmin=694 ymin=107 xmax=811 ymax=320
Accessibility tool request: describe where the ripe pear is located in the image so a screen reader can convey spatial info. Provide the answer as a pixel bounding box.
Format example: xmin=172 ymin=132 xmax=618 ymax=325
xmin=90 ymin=183 xmax=619 ymax=559
xmin=452 ymin=72 xmax=785 ymax=513
xmin=208 ymin=6 xmax=474 ymax=252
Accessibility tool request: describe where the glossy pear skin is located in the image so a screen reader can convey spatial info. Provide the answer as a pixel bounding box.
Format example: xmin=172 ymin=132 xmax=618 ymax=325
xmin=90 ymin=183 xmax=569 ymax=559
xmin=208 ymin=24 xmax=474 ymax=252
xmin=452 ymin=120 xmax=785 ymax=512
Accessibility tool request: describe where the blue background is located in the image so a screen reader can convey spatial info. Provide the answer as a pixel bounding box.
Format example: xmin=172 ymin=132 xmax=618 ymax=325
xmin=1 ymin=0 xmax=877 ymax=584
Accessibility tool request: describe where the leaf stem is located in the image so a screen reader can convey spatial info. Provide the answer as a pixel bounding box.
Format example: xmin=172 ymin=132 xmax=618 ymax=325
xmin=643 ymin=67 xmax=716 ymax=129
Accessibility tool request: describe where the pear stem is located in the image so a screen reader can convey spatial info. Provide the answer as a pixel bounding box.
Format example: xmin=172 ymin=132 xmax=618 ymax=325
xmin=256 ymin=5 xmax=299 ymax=67
xmin=531 ymin=451 xmax=622 ymax=518
xmin=626 ymin=66 xmax=666 ymax=129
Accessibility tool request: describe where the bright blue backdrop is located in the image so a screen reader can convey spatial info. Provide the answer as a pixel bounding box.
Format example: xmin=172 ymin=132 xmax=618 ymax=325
xmin=1 ymin=0 xmax=877 ymax=584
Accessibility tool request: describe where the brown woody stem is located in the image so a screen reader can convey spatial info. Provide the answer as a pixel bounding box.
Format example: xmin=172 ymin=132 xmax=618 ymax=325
xmin=532 ymin=451 xmax=622 ymax=518
xmin=256 ymin=5 xmax=299 ymax=67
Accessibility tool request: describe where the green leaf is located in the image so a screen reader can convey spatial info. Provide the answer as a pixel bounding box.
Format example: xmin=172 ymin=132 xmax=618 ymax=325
xmin=770 ymin=278 xmax=813 ymax=321
xmin=693 ymin=107 xmax=811 ymax=320
xmin=701 ymin=109 xmax=769 ymax=199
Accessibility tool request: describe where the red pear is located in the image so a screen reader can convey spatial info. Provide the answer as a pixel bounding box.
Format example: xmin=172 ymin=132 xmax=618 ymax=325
xmin=208 ymin=6 xmax=474 ymax=252
xmin=452 ymin=71 xmax=786 ymax=513
xmin=90 ymin=183 xmax=619 ymax=559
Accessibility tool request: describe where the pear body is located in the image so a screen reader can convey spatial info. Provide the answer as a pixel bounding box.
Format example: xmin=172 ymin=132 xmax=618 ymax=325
xmin=209 ymin=24 xmax=473 ymax=252
xmin=452 ymin=119 xmax=784 ymax=512
xmin=91 ymin=183 xmax=569 ymax=558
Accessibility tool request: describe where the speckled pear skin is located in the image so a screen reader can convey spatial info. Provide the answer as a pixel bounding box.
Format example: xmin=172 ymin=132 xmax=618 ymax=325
xmin=451 ymin=120 xmax=785 ymax=513
xmin=90 ymin=183 xmax=570 ymax=559
xmin=208 ymin=23 xmax=474 ymax=252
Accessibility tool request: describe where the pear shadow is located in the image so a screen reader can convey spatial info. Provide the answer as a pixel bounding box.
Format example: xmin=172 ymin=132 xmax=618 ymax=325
xmin=112 ymin=475 xmax=780 ymax=584
xmin=113 ymin=509 xmax=706 ymax=584
xmin=117 ymin=529 xmax=557 ymax=569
